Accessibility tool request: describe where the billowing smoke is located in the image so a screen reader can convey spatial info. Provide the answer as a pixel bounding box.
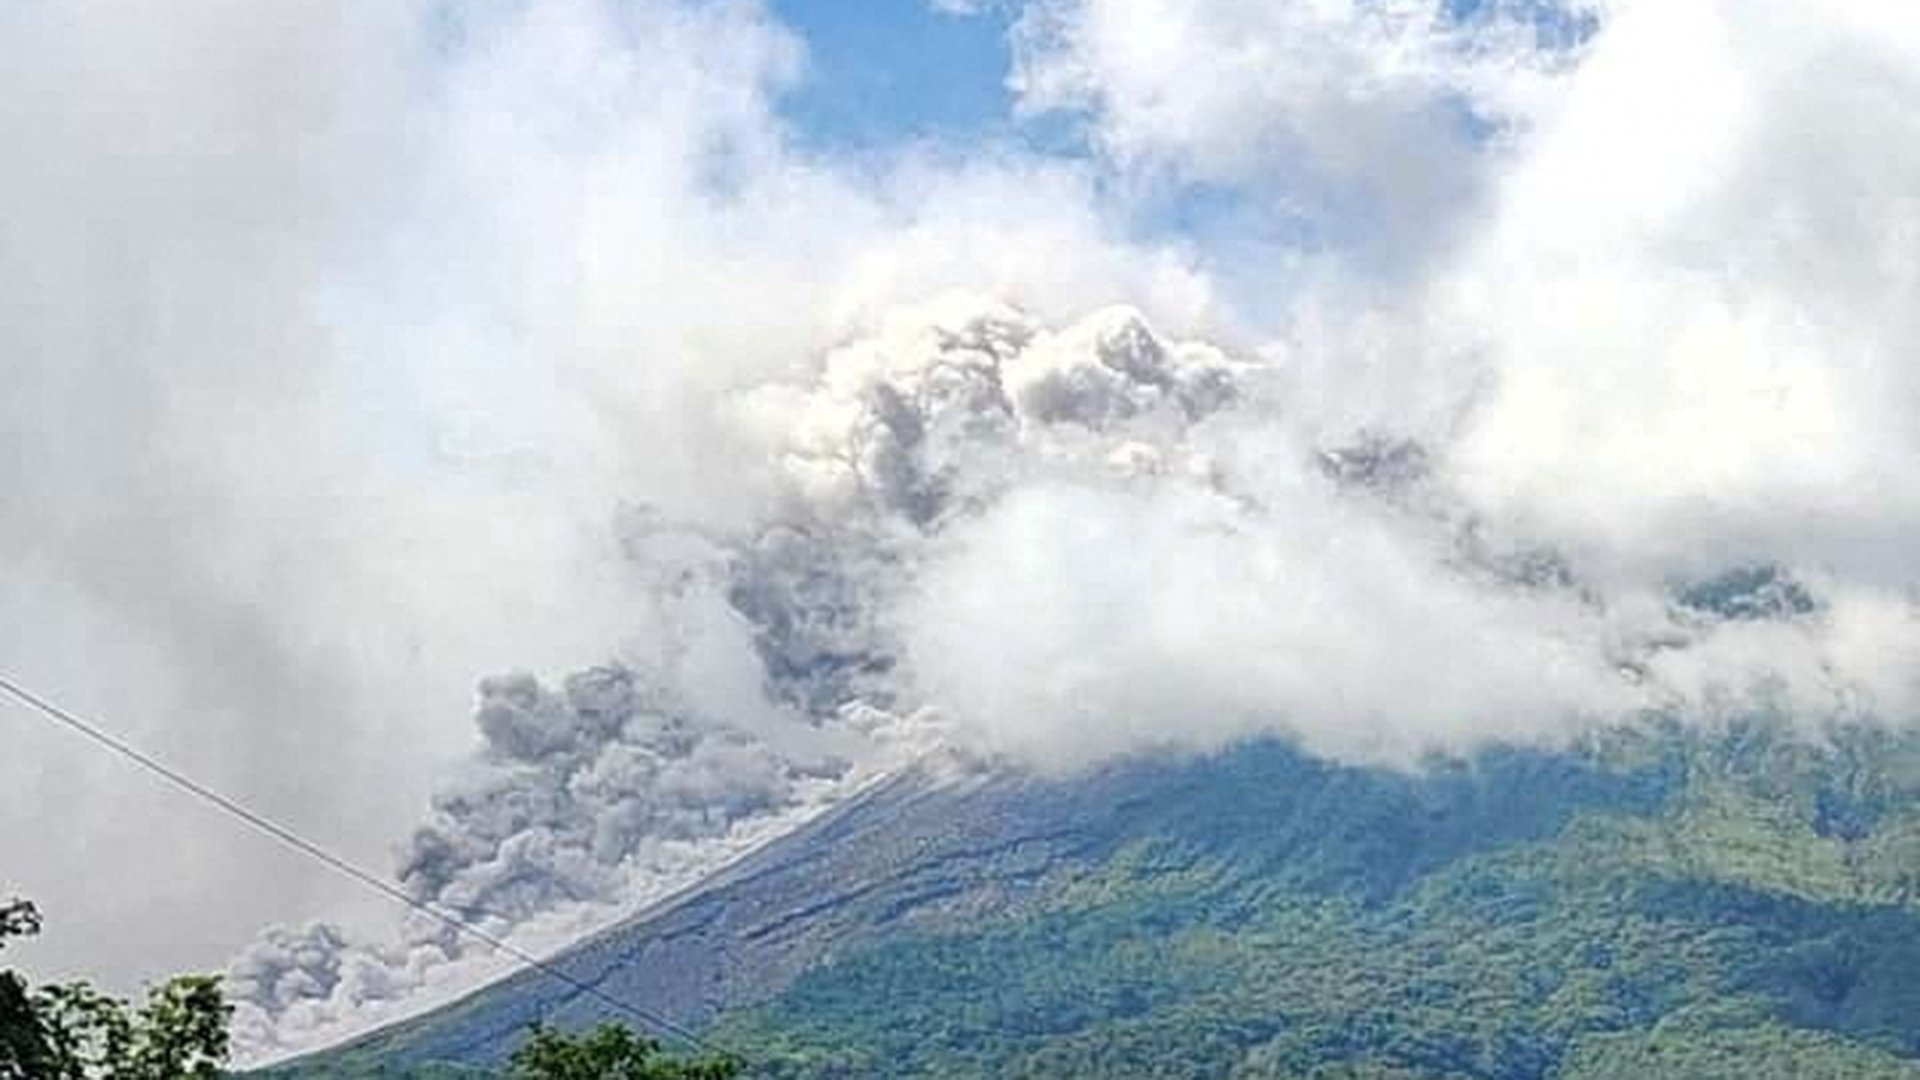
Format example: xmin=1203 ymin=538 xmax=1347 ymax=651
xmin=226 ymin=664 xmax=901 ymax=1055
xmin=224 ymin=296 xmax=1265 ymax=1055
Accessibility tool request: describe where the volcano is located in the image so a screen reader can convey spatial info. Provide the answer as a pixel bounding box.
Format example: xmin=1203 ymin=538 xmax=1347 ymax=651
xmin=270 ymin=721 xmax=1920 ymax=1078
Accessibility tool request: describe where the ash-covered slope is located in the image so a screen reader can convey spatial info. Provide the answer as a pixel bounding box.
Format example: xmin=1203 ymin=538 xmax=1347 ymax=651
xmin=267 ymin=758 xmax=1155 ymax=1073
xmin=262 ymin=719 xmax=1920 ymax=1078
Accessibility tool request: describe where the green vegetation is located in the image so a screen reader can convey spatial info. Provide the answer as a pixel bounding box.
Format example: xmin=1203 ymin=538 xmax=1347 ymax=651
xmin=262 ymin=1022 xmax=741 ymax=1080
xmin=508 ymin=1023 xmax=740 ymax=1080
xmin=0 ymin=898 xmax=232 ymax=1079
xmin=708 ymin=720 xmax=1920 ymax=1077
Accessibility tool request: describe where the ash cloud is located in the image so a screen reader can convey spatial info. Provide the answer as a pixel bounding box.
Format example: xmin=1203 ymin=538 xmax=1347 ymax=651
xmin=227 ymin=660 xmax=894 ymax=1056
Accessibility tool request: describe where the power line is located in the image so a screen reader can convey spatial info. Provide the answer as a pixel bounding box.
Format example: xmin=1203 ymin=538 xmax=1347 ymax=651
xmin=0 ymin=671 xmax=737 ymax=1063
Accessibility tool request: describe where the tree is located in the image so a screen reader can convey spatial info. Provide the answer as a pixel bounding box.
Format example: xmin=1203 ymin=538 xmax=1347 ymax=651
xmin=0 ymin=898 xmax=231 ymax=1079
xmin=508 ymin=1022 xmax=742 ymax=1080
xmin=1 ymin=899 xmax=54 ymax=1080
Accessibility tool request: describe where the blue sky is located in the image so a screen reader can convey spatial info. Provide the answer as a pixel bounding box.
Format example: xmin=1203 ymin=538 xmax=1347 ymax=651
xmin=760 ymin=1 xmax=1308 ymax=309
xmin=768 ymin=1 xmax=1022 ymax=150
xmin=752 ymin=0 xmax=1461 ymax=299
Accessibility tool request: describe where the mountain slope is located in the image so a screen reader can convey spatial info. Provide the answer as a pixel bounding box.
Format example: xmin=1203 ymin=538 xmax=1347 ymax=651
xmin=272 ymin=721 xmax=1920 ymax=1078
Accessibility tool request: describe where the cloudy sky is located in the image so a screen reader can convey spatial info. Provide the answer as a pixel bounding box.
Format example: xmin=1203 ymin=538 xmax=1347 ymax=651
xmin=5 ymin=0 xmax=1920 ymax=1059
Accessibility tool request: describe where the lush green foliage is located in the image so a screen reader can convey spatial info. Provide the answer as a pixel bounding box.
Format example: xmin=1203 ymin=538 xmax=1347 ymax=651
xmin=508 ymin=1023 xmax=740 ymax=1080
xmin=269 ymin=1023 xmax=741 ymax=1080
xmin=0 ymin=898 xmax=232 ymax=1079
xmin=709 ymin=721 xmax=1920 ymax=1077
xmin=0 ymin=900 xmax=54 ymax=1080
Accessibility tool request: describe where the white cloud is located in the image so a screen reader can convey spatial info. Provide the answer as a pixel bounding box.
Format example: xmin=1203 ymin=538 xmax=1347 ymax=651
xmin=1007 ymin=0 xmax=1594 ymax=259
xmin=901 ymin=473 xmax=1628 ymax=768
xmin=1442 ymin=0 xmax=1920 ymax=584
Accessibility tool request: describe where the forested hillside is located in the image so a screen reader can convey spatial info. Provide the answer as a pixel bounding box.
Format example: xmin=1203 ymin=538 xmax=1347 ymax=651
xmin=275 ymin=719 xmax=1920 ymax=1078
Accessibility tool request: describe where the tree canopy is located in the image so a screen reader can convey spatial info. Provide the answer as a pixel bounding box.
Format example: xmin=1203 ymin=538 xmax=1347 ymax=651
xmin=507 ymin=1022 xmax=741 ymax=1080
xmin=0 ymin=897 xmax=232 ymax=1080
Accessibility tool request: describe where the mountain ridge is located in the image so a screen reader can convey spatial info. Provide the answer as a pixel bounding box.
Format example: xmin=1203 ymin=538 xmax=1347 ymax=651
xmin=267 ymin=719 xmax=1920 ymax=1078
